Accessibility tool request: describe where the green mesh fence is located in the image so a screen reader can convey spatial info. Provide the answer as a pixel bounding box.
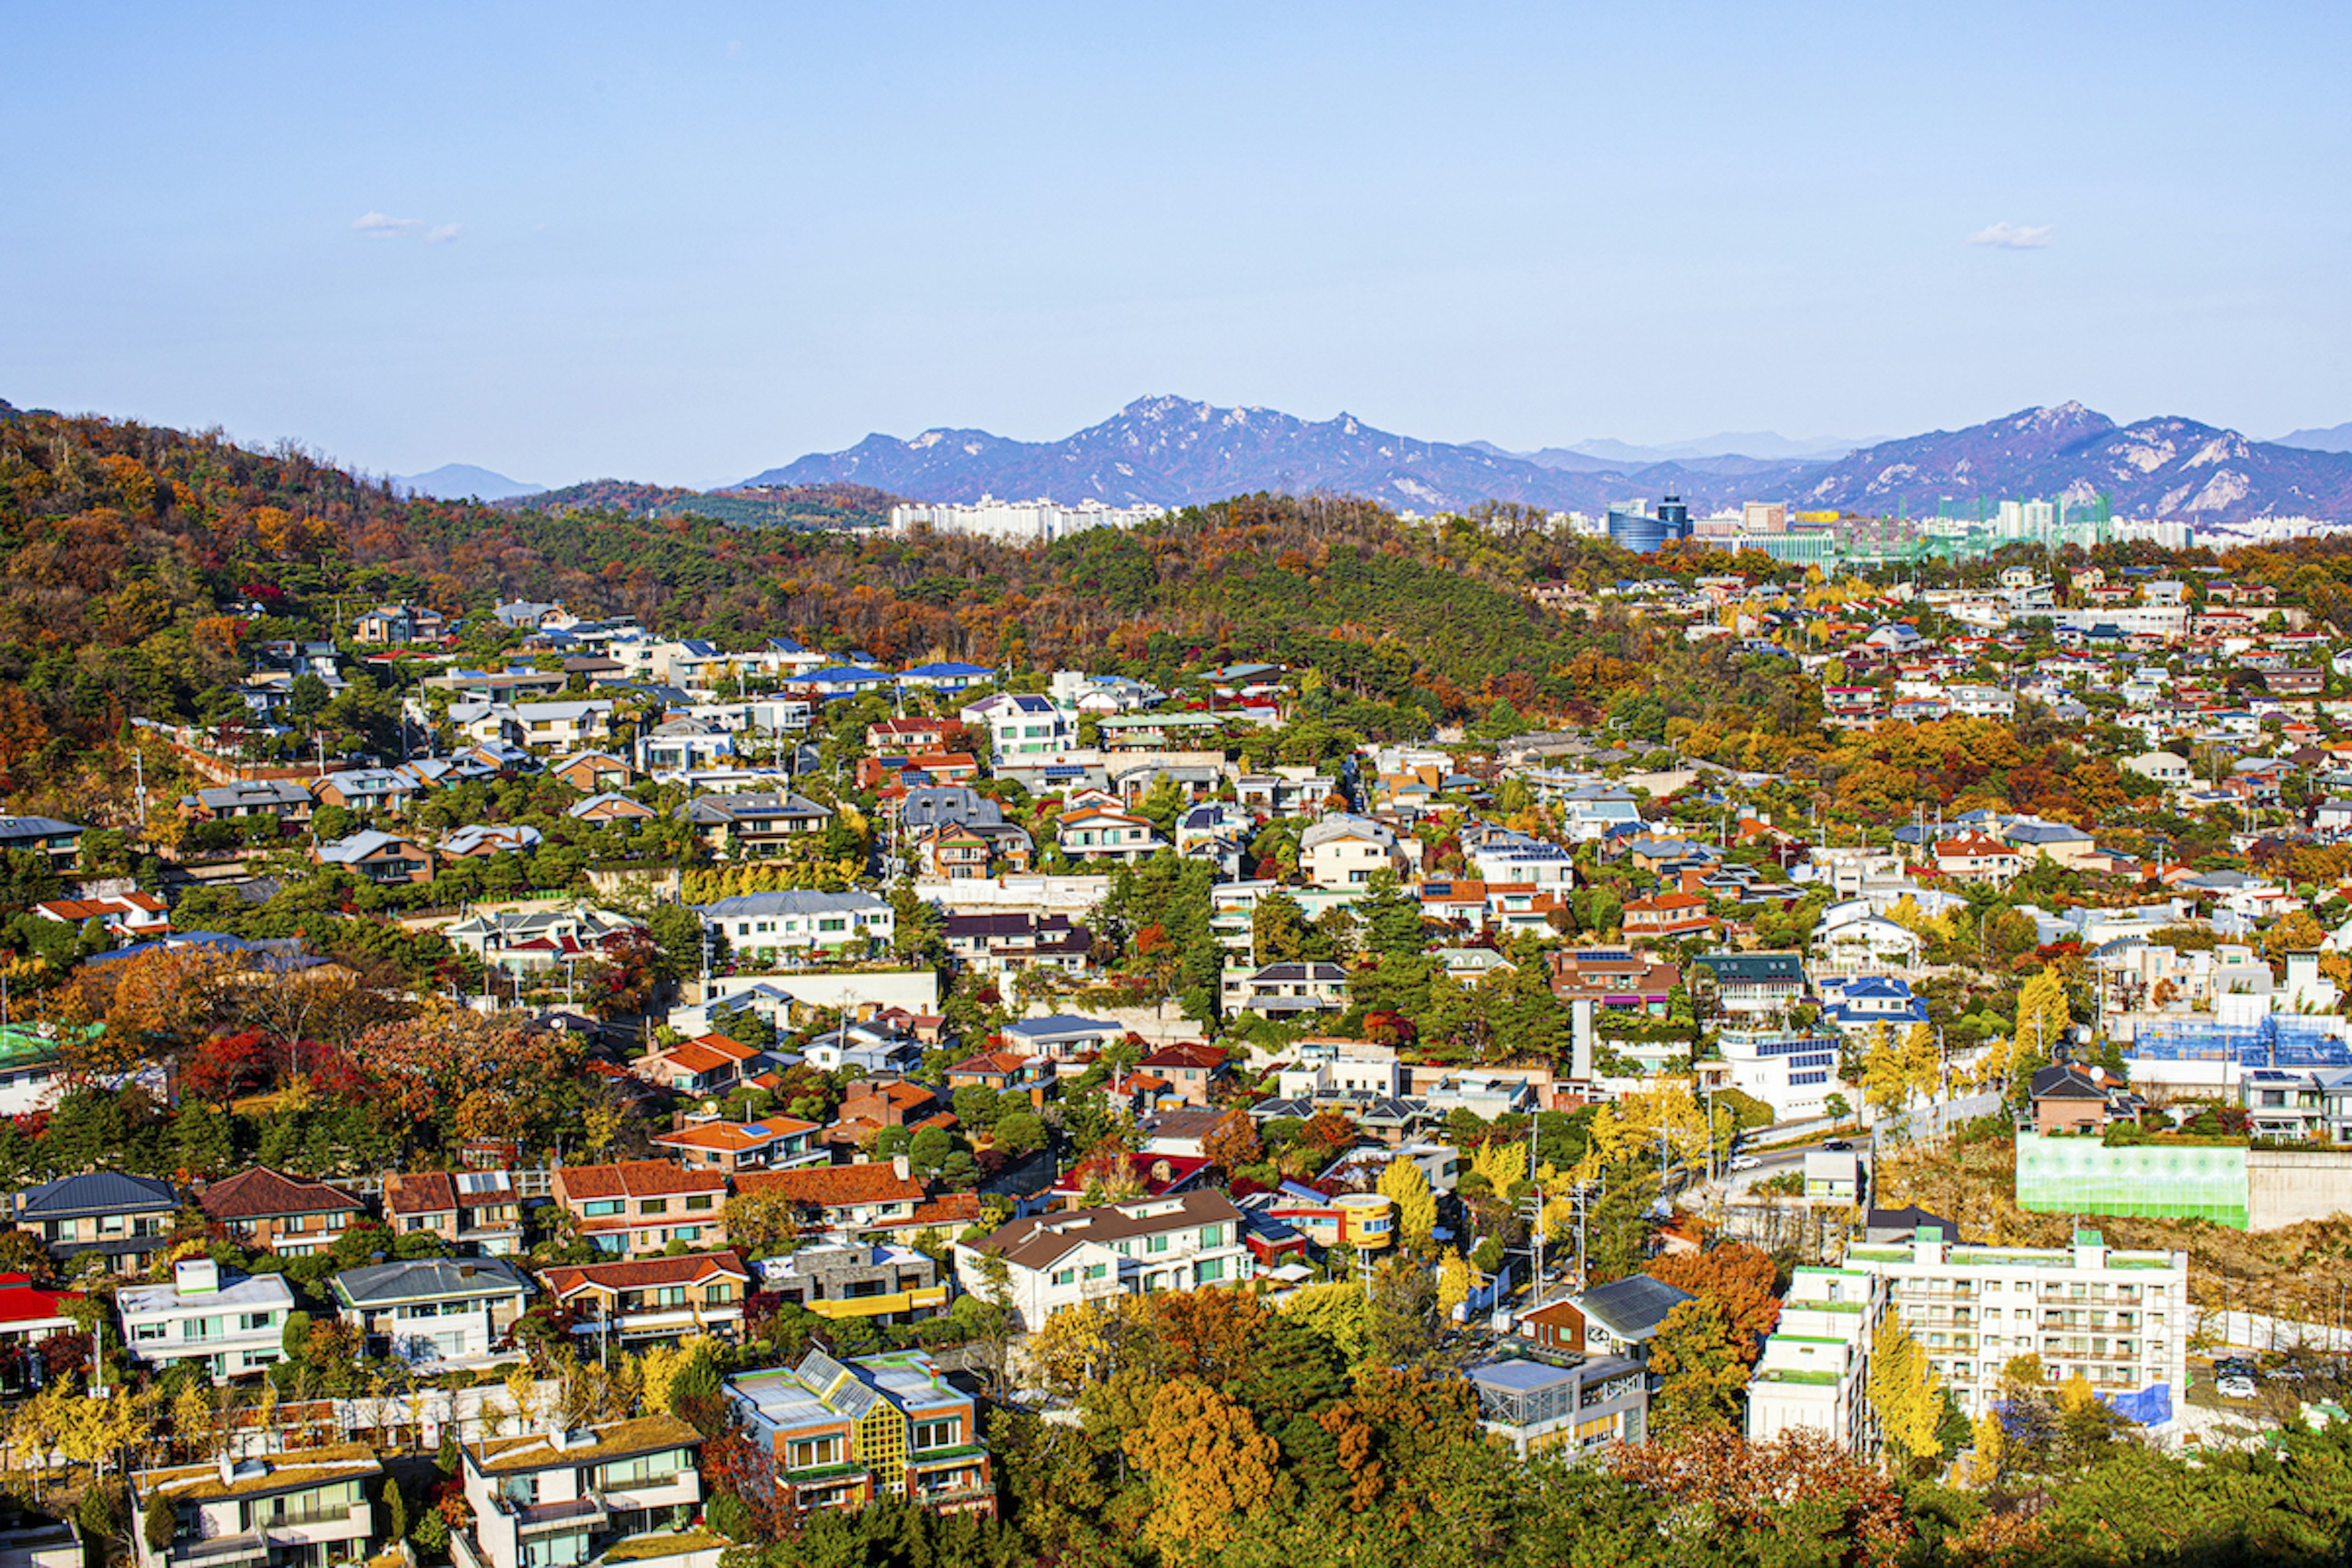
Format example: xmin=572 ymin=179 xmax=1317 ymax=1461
xmin=2014 ymin=1132 xmax=2249 ymax=1229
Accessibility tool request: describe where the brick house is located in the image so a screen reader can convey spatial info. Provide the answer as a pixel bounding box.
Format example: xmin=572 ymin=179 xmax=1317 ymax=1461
xmin=731 ymin=1159 xmax=927 ymax=1234
xmin=550 ymin=1161 xmax=729 ymax=1259
xmin=539 ymin=1250 xmax=752 ymax=1345
xmin=381 ymin=1170 xmax=526 ymax=1256
xmin=198 ymin=1167 xmax=367 ymax=1257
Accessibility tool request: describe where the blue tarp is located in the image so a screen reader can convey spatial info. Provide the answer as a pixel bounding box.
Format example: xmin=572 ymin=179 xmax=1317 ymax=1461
xmin=2101 ymin=1382 xmax=2173 ymax=1426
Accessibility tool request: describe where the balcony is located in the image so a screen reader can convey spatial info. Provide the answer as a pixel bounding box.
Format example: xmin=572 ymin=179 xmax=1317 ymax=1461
xmin=501 ymin=1496 xmax=606 ymax=1534
xmin=176 ymin=1532 xmax=267 ymax=1567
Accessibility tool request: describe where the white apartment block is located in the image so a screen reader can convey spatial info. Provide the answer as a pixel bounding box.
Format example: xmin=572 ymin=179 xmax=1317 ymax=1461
xmin=1842 ymin=1227 xmax=2187 ymax=1416
xmin=1747 ymin=1264 xmax=1884 ymax=1455
xmin=889 ymin=496 xmax=1164 ymax=544
xmin=953 ymin=1191 xmax=1250 ymax=1332
xmin=119 ymin=1259 xmax=295 ymax=1383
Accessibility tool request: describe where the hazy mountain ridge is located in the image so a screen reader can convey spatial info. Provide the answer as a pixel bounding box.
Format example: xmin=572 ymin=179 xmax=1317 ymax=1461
xmin=393 ymin=462 xmax=545 ymax=501
xmin=742 ymin=396 xmax=2352 ymax=522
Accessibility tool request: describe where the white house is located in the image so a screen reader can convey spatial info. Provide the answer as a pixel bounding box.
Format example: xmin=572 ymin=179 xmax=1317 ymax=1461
xmin=960 ymin=693 xmax=1074 ymax=761
xmin=953 ymin=1191 xmax=1250 ymax=1331
xmin=119 ymin=1258 xmax=295 ymax=1382
xmin=450 ymin=1415 xmax=714 ymax=1568
xmin=329 ymin=1257 xmax=532 ymax=1368
xmin=1300 ymin=815 xmax=1405 ymax=890
xmin=1747 ymin=1264 xmax=1885 ymax=1455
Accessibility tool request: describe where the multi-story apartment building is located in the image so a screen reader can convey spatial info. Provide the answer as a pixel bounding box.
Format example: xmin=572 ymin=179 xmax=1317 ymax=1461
xmin=952 ymin=1191 xmax=1250 ymax=1330
xmin=726 ymin=1349 xmax=993 ymax=1518
xmin=1746 ymin=1264 xmax=1886 ymax=1455
xmin=551 ymin=1161 xmax=729 ymax=1259
xmin=119 ymin=1259 xmax=295 ymax=1382
xmin=1841 ymin=1227 xmax=2188 ymax=1416
xmin=14 ymin=1171 xmax=179 ymax=1276
xmin=131 ymin=1446 xmax=383 ymax=1568
xmin=450 ymin=1415 xmax=716 ymax=1568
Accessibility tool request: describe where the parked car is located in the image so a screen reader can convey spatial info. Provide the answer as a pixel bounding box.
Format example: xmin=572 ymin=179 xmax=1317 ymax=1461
xmin=1822 ymin=1139 xmax=1853 ymax=1152
xmin=1729 ymin=1155 xmax=1762 ymax=1172
xmin=2215 ymin=1374 xmax=2258 ymax=1400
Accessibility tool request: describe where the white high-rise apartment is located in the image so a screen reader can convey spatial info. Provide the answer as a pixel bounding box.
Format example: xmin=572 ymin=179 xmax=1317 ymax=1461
xmin=1842 ymin=1227 xmax=2188 ymax=1416
xmin=1747 ymin=1264 xmax=1884 ymax=1455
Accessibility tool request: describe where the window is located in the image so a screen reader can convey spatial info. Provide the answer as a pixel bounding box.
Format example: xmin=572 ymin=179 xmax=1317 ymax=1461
xmin=673 ymin=1226 xmax=701 ymax=1242
xmin=1197 ymin=1258 xmax=1227 ymax=1284
xmin=639 ymin=1199 xmax=669 ymax=1216
xmin=787 ymin=1436 xmax=845 ymax=1471
xmin=684 ymin=1195 xmax=714 ymax=1212
xmin=1082 ymin=1262 xmax=1109 ymax=1281
xmin=1050 ymin=1268 xmax=1076 ymax=1287
xmin=706 ymin=1283 xmax=733 ymax=1305
xmin=911 ymin=1418 xmax=960 ymax=1452
xmin=582 ymin=1200 xmax=623 ymax=1218
xmin=1199 ymin=1224 xmax=1224 ymax=1248
xmin=1147 ymin=1234 xmax=1170 ymax=1254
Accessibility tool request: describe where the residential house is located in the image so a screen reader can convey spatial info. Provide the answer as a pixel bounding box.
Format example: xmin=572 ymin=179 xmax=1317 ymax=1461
xmin=1934 ymin=832 xmax=2024 ymax=886
xmin=1623 ymin=892 xmax=1717 ymax=942
xmin=2029 ymin=1064 xmax=2138 ymax=1136
xmin=756 ymin=1245 xmax=948 ymax=1325
xmin=1547 ymin=950 xmax=1679 ymax=1015
xmin=0 ymin=1273 xmax=87 ymax=1387
xmin=1464 ymin=1354 xmax=1649 ymax=1458
xmin=119 ymin=1258 xmax=295 ymax=1381
xmin=330 ymin=1257 xmax=532 ymax=1366
xmin=551 ymin=1161 xmax=729 ymax=1258
xmin=1054 ymin=805 xmax=1163 ymax=864
xmin=180 ymin=780 xmax=314 ymax=825
xmin=568 ymin=791 xmax=658 ymax=827
xmin=680 ymin=793 xmax=834 ymax=858
xmin=940 ymin=913 xmax=1091 ymax=976
xmin=130 ymin=1445 xmax=383 ymax=1568
xmin=1299 ymin=815 xmax=1404 ymax=889
xmin=825 ymin=1079 xmax=941 ymax=1145
xmin=32 ymin=893 xmax=170 ymax=941
xmin=311 ymin=767 xmax=425 ymax=815
xmin=731 ymin=1159 xmax=927 ymax=1234
xmin=539 ymin=1252 xmax=752 ymax=1346
xmin=698 ymin=890 xmax=893 ymax=960
xmin=382 ymin=1171 xmax=526 ymax=1256
xmin=443 ymin=906 xmax=643 ymax=976
xmin=867 ymin=717 xmax=952 ymax=755
xmin=650 ymin=1114 xmax=822 ymax=1175
xmin=198 ymin=1167 xmax=366 ymax=1256
xmin=943 ymin=1050 xmax=1057 ymax=1110
xmin=726 ymin=1349 xmax=993 ymax=1517
xmin=0 ymin=817 xmax=83 ymax=872
xmin=999 ymin=1014 xmax=1125 ymax=1065
xmin=1220 ymin=961 xmax=1348 ymax=1017
xmin=450 ymin=1414 xmax=714 ymax=1568
xmin=311 ymin=831 xmax=434 ymax=884
xmin=959 ymin=693 xmax=1073 ymax=762
xmin=632 ymin=1034 xmax=766 ymax=1098
xmin=1690 ymin=952 xmax=1807 ymax=1017
xmin=954 ymin=1191 xmax=1249 ymax=1330
xmin=1564 ymin=1274 xmax=1697 ymax=1363
xmin=14 ymin=1171 xmax=180 ymax=1276
xmin=1135 ymin=1042 xmax=1230 ymax=1107
xmin=355 ymin=602 xmax=446 ymax=644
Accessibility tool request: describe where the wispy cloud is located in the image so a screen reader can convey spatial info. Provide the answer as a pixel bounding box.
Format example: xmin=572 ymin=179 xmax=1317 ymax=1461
xmin=1966 ymin=221 xmax=2053 ymax=250
xmin=352 ymin=211 xmax=459 ymax=243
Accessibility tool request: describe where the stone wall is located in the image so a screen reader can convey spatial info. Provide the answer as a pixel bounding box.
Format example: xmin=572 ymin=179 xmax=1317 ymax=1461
xmin=2245 ymin=1147 xmax=2352 ymax=1231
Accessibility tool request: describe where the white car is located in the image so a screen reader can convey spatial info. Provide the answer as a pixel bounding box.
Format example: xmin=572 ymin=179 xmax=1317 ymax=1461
xmin=1729 ymin=1155 xmax=1762 ymax=1172
xmin=2214 ymin=1374 xmax=2258 ymax=1400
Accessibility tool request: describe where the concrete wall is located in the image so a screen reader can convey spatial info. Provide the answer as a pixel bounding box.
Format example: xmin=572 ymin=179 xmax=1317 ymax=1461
xmin=2246 ymin=1147 xmax=2352 ymax=1230
xmin=917 ymin=875 xmax=1110 ymax=915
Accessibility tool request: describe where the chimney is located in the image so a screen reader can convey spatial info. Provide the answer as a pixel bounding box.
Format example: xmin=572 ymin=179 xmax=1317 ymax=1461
xmin=218 ymin=1453 xmax=236 ymax=1487
xmin=892 ymin=1155 xmax=911 ymax=1182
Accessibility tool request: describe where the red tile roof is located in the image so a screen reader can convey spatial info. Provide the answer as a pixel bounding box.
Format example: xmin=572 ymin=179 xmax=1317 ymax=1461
xmin=731 ymin=1163 xmax=922 ymax=1210
xmin=385 ymin=1172 xmax=458 ymax=1217
xmin=554 ymin=1159 xmax=728 ymax=1203
xmin=200 ymin=1167 xmax=365 ymax=1221
xmin=542 ymin=1249 xmax=750 ymax=1298
xmin=650 ymin=1117 xmax=818 ymax=1153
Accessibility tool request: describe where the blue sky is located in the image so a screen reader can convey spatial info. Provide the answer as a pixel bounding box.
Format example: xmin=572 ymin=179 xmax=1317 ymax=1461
xmin=4 ymin=3 xmax=2347 ymax=486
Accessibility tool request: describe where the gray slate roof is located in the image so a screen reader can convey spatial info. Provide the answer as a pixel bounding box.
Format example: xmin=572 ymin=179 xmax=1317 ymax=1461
xmin=1575 ymin=1273 xmax=1695 ymax=1342
xmin=18 ymin=1171 xmax=179 ymax=1219
xmin=331 ymin=1257 xmax=532 ymax=1306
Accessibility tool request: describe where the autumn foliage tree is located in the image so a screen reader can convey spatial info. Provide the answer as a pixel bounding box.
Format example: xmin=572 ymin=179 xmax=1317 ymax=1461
xmin=1610 ymin=1426 xmax=1910 ymax=1567
xmin=351 ymin=1008 xmax=589 ymax=1157
xmin=1647 ymin=1242 xmax=1782 ymax=1365
xmin=1123 ymin=1376 xmax=1286 ymax=1561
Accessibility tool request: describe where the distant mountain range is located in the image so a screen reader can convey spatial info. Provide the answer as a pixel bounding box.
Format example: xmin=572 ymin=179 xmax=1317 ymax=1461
xmin=393 ymin=462 xmax=544 ymax=501
xmin=738 ymin=396 xmax=2352 ymax=522
xmin=2275 ymin=421 xmax=2352 ymax=454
